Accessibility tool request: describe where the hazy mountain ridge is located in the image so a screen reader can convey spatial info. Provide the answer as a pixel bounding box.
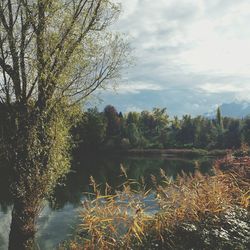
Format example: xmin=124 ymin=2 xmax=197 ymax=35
xmin=205 ymin=102 xmax=250 ymax=118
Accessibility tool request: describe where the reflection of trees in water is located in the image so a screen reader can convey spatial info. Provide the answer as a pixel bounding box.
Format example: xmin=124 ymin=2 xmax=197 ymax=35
xmin=0 ymin=166 xmax=13 ymax=212
xmin=0 ymin=156 xmax=214 ymax=211
xmin=49 ymin=156 xmax=214 ymax=209
xmin=49 ymin=157 xmax=123 ymax=209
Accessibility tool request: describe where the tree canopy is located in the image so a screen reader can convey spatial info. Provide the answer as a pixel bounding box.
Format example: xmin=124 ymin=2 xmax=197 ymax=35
xmin=0 ymin=0 xmax=128 ymax=108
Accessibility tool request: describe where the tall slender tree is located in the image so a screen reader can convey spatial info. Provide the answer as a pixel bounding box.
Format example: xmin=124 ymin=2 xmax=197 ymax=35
xmin=216 ymin=107 xmax=224 ymax=130
xmin=0 ymin=1 xmax=128 ymax=249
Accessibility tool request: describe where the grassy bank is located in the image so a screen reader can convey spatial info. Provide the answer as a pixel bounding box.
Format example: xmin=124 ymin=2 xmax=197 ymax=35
xmin=63 ymin=153 xmax=249 ymax=249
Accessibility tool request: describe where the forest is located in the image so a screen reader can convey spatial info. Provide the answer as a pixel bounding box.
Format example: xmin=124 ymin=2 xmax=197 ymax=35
xmin=72 ymin=105 xmax=249 ymax=152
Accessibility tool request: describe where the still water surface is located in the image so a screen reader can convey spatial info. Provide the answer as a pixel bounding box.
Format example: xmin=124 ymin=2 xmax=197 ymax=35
xmin=0 ymin=155 xmax=216 ymax=249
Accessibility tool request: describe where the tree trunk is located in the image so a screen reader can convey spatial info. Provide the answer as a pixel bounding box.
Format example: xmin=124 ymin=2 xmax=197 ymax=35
xmin=8 ymin=200 xmax=38 ymax=250
xmin=6 ymin=103 xmax=69 ymax=249
xmin=8 ymin=108 xmax=41 ymax=250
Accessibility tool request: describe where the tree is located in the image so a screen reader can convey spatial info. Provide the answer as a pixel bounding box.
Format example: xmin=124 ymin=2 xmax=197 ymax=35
xmin=216 ymin=107 xmax=224 ymax=130
xmin=74 ymin=108 xmax=107 ymax=152
xmin=139 ymin=110 xmax=155 ymax=138
xmin=124 ymin=111 xmax=144 ymax=147
xmin=127 ymin=122 xmax=140 ymax=147
xmin=139 ymin=108 xmax=168 ymax=139
xmin=242 ymin=116 xmax=250 ymax=145
xmin=223 ymin=119 xmax=242 ymax=149
xmin=178 ymin=115 xmax=195 ymax=145
xmin=166 ymin=116 xmax=180 ymax=147
xmin=127 ymin=111 xmax=140 ymax=125
xmin=0 ymin=1 xmax=128 ymax=249
xmin=104 ymin=105 xmax=121 ymax=137
xmin=197 ymin=118 xmax=217 ymax=148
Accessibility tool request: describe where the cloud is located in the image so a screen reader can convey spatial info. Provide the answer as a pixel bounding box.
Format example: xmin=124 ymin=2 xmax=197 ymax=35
xmin=112 ymin=82 xmax=163 ymax=94
xmin=199 ymin=83 xmax=242 ymax=93
xmin=104 ymin=0 xmax=250 ymax=115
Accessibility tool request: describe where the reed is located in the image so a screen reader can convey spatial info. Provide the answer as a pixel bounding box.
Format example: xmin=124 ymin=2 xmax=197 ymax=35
xmin=65 ymin=154 xmax=249 ymax=249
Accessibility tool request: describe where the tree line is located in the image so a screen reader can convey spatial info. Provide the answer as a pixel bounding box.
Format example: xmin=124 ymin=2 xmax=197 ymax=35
xmin=72 ymin=105 xmax=250 ymax=152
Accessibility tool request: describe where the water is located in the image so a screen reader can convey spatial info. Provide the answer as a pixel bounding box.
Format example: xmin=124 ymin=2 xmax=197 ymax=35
xmin=0 ymin=154 xmax=215 ymax=249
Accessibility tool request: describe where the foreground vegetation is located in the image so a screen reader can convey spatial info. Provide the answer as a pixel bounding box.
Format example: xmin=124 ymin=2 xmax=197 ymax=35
xmin=64 ymin=151 xmax=249 ymax=249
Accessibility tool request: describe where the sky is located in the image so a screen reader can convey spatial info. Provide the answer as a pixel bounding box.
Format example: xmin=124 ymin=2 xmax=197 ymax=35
xmin=96 ymin=0 xmax=250 ymax=116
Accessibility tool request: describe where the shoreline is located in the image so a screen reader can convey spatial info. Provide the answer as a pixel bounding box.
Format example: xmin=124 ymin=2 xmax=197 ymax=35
xmin=112 ymin=148 xmax=229 ymax=158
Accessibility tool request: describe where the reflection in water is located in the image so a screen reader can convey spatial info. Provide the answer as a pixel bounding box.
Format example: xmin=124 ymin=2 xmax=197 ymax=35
xmin=0 ymin=166 xmax=13 ymax=250
xmin=0 ymin=167 xmax=13 ymax=212
xmin=0 ymin=155 xmax=215 ymax=249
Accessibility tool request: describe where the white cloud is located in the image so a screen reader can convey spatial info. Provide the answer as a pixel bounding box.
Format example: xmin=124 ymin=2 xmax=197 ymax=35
xmin=177 ymin=1 xmax=250 ymax=76
xmin=114 ymin=82 xmax=163 ymax=94
xmin=107 ymin=0 xmax=250 ymax=114
xmin=199 ymin=83 xmax=242 ymax=93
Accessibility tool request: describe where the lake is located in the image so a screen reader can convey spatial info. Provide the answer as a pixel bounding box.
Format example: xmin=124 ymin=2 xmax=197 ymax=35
xmin=0 ymin=154 xmax=217 ymax=249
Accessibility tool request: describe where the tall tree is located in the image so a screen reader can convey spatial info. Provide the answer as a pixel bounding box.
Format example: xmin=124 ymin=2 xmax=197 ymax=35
xmin=104 ymin=105 xmax=121 ymax=137
xmin=215 ymin=107 xmax=224 ymax=148
xmin=0 ymin=1 xmax=128 ymax=249
xmin=216 ymin=107 xmax=224 ymax=130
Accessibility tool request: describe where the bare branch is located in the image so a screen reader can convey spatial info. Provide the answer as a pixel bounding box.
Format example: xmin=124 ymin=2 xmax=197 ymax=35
xmin=20 ymin=9 xmax=28 ymax=99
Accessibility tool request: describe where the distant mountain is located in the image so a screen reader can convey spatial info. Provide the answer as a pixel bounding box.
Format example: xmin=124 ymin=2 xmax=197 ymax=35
xmin=205 ymin=102 xmax=250 ymax=118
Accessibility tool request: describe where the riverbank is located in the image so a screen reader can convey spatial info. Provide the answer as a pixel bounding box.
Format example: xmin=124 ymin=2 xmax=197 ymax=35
xmin=64 ymin=153 xmax=249 ymax=249
xmin=114 ymin=148 xmax=228 ymax=158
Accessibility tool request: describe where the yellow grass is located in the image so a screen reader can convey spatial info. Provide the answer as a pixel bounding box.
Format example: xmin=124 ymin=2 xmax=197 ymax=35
xmin=65 ymin=154 xmax=250 ymax=250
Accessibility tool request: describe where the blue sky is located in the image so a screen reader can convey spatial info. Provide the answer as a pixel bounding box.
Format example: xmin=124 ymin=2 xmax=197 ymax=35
xmin=95 ymin=0 xmax=250 ymax=116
